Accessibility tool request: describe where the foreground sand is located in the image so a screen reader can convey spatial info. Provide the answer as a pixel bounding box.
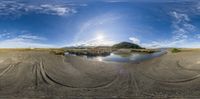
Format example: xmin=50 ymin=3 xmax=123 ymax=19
xmin=0 ymin=49 xmax=200 ymax=98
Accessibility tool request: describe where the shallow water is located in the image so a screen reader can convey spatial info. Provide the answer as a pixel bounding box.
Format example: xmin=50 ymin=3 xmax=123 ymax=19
xmin=93 ymin=51 xmax=166 ymax=63
xmin=65 ymin=50 xmax=167 ymax=63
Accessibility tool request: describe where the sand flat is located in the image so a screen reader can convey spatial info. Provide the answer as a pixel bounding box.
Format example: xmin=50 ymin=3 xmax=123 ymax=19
xmin=0 ymin=49 xmax=200 ymax=98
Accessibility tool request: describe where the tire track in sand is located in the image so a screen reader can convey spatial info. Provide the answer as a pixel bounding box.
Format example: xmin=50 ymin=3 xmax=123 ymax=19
xmin=126 ymin=69 xmax=140 ymax=96
xmin=36 ymin=58 xmax=121 ymax=89
xmin=140 ymin=61 xmax=200 ymax=84
xmin=0 ymin=62 xmax=21 ymax=78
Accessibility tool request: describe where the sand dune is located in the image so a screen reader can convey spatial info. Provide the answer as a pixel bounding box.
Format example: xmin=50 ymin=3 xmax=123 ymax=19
xmin=0 ymin=49 xmax=200 ymax=98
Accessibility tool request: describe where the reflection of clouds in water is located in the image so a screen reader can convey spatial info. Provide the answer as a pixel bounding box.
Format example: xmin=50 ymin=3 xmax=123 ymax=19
xmin=65 ymin=51 xmax=166 ymax=63
xmin=129 ymin=53 xmax=142 ymax=61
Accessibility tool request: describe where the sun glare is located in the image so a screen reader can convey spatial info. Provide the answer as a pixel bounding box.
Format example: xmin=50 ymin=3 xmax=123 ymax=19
xmin=92 ymin=31 xmax=115 ymax=46
xmin=96 ymin=34 xmax=104 ymax=40
xmin=96 ymin=32 xmax=105 ymax=41
xmin=96 ymin=57 xmax=103 ymax=61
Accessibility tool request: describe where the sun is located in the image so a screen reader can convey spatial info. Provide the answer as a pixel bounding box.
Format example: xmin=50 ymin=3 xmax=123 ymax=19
xmin=90 ymin=31 xmax=115 ymax=46
xmin=96 ymin=34 xmax=104 ymax=40
xmin=96 ymin=32 xmax=104 ymax=41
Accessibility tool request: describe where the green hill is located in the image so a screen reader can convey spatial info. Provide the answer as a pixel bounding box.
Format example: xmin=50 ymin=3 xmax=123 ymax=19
xmin=112 ymin=42 xmax=143 ymax=49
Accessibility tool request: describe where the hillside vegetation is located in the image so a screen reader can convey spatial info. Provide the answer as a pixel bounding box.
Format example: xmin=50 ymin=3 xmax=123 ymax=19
xmin=112 ymin=42 xmax=143 ymax=49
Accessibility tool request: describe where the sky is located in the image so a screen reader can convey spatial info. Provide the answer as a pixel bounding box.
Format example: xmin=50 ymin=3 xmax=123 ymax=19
xmin=0 ymin=0 xmax=200 ymax=48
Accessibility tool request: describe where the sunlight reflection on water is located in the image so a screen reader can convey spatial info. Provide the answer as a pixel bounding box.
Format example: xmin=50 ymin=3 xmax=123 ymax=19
xmin=96 ymin=57 xmax=103 ymax=61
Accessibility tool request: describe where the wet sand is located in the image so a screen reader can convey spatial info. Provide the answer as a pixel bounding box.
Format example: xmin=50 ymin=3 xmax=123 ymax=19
xmin=0 ymin=49 xmax=200 ymax=98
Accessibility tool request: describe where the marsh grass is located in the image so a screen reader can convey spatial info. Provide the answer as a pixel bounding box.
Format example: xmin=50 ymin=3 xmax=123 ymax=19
xmin=49 ymin=49 xmax=65 ymax=55
xmin=65 ymin=48 xmax=112 ymax=56
xmin=131 ymin=49 xmax=156 ymax=53
xmin=171 ymin=48 xmax=181 ymax=53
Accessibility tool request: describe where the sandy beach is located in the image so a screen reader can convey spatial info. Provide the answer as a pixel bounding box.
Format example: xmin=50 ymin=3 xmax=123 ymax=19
xmin=0 ymin=49 xmax=200 ymax=98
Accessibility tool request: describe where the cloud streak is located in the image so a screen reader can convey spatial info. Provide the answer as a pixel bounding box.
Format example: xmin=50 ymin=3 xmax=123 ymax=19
xmin=142 ymin=40 xmax=200 ymax=48
xmin=0 ymin=33 xmax=54 ymax=48
xmin=71 ymin=37 xmax=116 ymax=47
xmin=0 ymin=0 xmax=77 ymax=18
xmin=171 ymin=11 xmax=195 ymax=40
xmin=139 ymin=10 xmax=199 ymax=48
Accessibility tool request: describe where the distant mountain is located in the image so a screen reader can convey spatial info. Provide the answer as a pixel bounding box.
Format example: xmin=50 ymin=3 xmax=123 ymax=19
xmin=63 ymin=42 xmax=143 ymax=49
xmin=112 ymin=42 xmax=143 ymax=49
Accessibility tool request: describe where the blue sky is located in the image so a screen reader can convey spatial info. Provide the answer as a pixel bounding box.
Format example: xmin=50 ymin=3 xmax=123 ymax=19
xmin=0 ymin=0 xmax=200 ymax=48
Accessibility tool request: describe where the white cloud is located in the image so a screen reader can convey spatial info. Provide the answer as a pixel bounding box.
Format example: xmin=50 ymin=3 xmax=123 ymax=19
xmin=0 ymin=32 xmax=11 ymax=38
xmin=80 ymin=40 xmax=116 ymax=46
xmin=142 ymin=40 xmax=200 ymax=48
xmin=171 ymin=11 xmax=190 ymax=22
xmin=139 ymin=11 xmax=198 ymax=48
xmin=141 ymin=40 xmax=186 ymax=48
xmin=0 ymin=34 xmax=54 ymax=48
xmin=0 ymin=38 xmax=54 ymax=48
xmin=172 ymin=28 xmax=188 ymax=40
xmin=141 ymin=37 xmax=200 ymax=48
xmin=0 ymin=0 xmax=77 ymax=17
xmin=129 ymin=37 xmax=140 ymax=44
xmin=70 ymin=36 xmax=117 ymax=47
xmin=171 ymin=11 xmax=195 ymax=41
xmin=35 ymin=4 xmax=77 ymax=16
xmin=17 ymin=34 xmax=46 ymax=40
xmin=141 ymin=11 xmax=198 ymax=48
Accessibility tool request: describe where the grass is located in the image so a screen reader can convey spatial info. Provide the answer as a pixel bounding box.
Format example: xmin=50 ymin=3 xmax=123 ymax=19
xmin=171 ymin=48 xmax=181 ymax=53
xmin=131 ymin=49 xmax=157 ymax=53
xmin=65 ymin=48 xmax=112 ymax=56
xmin=49 ymin=49 xmax=65 ymax=55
